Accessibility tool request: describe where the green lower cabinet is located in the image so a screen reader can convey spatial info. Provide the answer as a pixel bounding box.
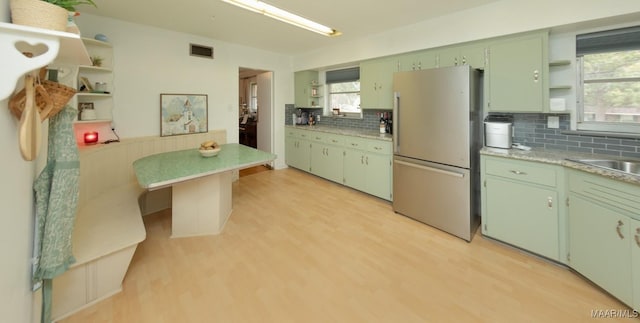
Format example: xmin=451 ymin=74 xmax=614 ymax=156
xmin=567 ymin=169 xmax=640 ymax=310
xmin=632 ymin=217 xmax=640 ymax=311
xmin=310 ymin=142 xmax=343 ymax=183
xmin=343 ymin=149 xmax=392 ymax=200
xmin=483 ymin=176 xmax=559 ymax=260
xmin=481 ymin=155 xmax=562 ymax=262
xmin=285 ymin=128 xmax=392 ymax=201
xmin=285 ymin=135 xmax=310 ymax=171
xmin=568 ymin=193 xmax=633 ymax=306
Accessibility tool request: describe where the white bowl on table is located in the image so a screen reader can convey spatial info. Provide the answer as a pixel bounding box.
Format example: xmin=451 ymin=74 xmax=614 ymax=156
xmin=199 ymin=147 xmax=221 ymax=157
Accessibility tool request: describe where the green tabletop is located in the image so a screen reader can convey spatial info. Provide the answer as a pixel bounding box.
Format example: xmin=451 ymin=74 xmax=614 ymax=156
xmin=133 ymin=143 xmax=276 ymax=190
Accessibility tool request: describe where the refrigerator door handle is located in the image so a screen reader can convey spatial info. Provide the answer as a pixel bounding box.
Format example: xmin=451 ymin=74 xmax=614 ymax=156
xmin=394 ymin=160 xmax=465 ymax=178
xmin=393 ymin=92 xmax=400 ymax=153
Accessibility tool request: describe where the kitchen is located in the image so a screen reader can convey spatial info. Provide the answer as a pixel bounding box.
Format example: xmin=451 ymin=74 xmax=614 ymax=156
xmin=3 ymin=0 xmax=640 ymax=322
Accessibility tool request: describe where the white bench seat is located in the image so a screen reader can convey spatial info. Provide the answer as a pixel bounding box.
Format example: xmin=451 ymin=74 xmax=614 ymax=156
xmin=50 ymin=130 xmax=227 ymax=321
xmin=51 ymin=183 xmax=146 ymax=321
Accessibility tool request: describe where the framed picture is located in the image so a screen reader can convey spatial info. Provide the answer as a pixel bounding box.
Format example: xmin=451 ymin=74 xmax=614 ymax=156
xmin=77 ymin=102 xmax=94 ymax=120
xmin=79 ymin=77 xmax=93 ymax=92
xmin=160 ymin=94 xmax=208 ymax=137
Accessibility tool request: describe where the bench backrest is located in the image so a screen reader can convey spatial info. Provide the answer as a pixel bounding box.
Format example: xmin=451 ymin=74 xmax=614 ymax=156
xmin=77 ymin=130 xmax=226 ymax=209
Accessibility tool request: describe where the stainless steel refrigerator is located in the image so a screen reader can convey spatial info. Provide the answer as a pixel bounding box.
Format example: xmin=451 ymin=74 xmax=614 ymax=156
xmin=392 ymin=65 xmax=481 ymax=242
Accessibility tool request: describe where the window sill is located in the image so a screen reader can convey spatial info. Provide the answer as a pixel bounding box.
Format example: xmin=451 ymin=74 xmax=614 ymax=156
xmin=324 ymin=114 xmax=363 ymax=120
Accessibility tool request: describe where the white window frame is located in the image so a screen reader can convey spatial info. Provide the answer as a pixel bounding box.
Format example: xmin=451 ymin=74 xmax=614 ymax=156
xmin=324 ymin=66 xmax=361 ymax=118
xmin=249 ymin=82 xmax=258 ymax=113
xmin=576 ymin=26 xmax=640 ymax=134
xmin=327 ymin=81 xmax=361 ymax=118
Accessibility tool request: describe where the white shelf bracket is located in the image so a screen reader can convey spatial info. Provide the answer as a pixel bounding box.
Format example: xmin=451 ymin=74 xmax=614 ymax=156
xmin=0 ymin=24 xmax=64 ymax=100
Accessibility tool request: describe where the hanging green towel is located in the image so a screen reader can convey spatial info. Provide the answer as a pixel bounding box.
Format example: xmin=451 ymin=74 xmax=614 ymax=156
xmin=33 ymin=106 xmax=80 ymax=323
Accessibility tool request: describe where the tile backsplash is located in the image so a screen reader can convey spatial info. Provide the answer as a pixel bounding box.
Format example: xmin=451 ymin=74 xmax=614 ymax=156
xmin=284 ymin=106 xmax=640 ymax=158
xmin=285 ymin=105 xmax=390 ymax=132
xmin=511 ymin=113 xmax=640 ymax=158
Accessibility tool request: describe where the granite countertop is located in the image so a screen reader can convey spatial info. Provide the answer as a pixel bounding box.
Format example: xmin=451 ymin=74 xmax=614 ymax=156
xmin=286 ymin=125 xmax=393 ymax=141
xmin=481 ymin=147 xmax=640 ymax=186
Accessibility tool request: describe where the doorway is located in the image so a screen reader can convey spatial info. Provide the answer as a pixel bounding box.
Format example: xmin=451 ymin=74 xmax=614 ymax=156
xmin=238 ymin=68 xmax=274 ymax=164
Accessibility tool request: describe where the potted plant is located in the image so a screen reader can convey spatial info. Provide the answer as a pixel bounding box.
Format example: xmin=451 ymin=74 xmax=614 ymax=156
xmin=10 ymin=0 xmax=96 ymax=32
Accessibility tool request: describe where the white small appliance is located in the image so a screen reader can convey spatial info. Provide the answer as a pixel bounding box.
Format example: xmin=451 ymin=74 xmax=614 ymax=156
xmin=484 ymin=115 xmax=513 ymax=149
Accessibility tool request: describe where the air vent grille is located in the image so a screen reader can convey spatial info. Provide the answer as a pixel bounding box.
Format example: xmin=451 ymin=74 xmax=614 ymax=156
xmin=190 ymin=43 xmax=214 ymax=59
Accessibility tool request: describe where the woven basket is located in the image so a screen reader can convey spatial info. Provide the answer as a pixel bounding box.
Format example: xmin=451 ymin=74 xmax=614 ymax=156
xmin=10 ymin=0 xmax=68 ymax=32
xmin=9 ymin=79 xmax=76 ymax=121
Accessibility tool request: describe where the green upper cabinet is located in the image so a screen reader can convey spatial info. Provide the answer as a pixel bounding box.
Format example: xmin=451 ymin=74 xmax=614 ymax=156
xmin=360 ymin=57 xmax=397 ymax=110
xmin=486 ymin=31 xmax=549 ymax=112
xmin=438 ymin=44 xmax=487 ymax=69
xmin=294 ymin=70 xmax=320 ymax=108
xmin=397 ymin=50 xmax=437 ymax=71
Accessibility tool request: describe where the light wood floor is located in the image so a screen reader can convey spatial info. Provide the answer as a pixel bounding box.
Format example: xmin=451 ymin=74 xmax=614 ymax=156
xmin=61 ymin=168 xmax=631 ymax=323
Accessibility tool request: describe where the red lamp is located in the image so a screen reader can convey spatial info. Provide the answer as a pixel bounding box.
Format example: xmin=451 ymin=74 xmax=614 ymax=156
xmin=84 ymin=131 xmax=99 ymax=145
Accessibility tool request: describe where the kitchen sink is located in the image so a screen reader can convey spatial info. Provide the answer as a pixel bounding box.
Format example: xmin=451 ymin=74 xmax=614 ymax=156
xmin=567 ymin=159 xmax=640 ymax=176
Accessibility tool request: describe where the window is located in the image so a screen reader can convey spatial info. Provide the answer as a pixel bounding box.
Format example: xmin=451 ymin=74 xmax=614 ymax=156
xmin=326 ymin=67 xmax=361 ymax=117
xmin=250 ymin=82 xmax=258 ymax=113
xmin=577 ymin=26 xmax=640 ymax=133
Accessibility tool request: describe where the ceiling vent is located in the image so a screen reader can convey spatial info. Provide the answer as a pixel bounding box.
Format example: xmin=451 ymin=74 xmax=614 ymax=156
xmin=190 ymin=43 xmax=214 ymax=59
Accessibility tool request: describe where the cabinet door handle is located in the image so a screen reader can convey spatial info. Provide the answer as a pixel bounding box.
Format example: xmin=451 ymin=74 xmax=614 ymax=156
xmin=635 ymin=228 xmax=640 ymax=247
xmin=373 ymin=146 xmax=383 ymax=150
xmin=454 ymin=57 xmax=458 ymax=66
xmin=533 ymin=70 xmax=539 ymax=82
xmin=616 ymin=220 xmax=625 ymax=239
xmin=332 ymin=139 xmax=338 ymax=143
xmin=510 ymin=170 xmax=527 ymax=175
xmin=351 ymin=143 xmax=358 ymax=147
xmin=361 ymin=155 xmax=364 ymax=164
xmin=462 ymin=55 xmax=467 ymax=65
xmin=547 ymin=197 xmax=553 ymax=208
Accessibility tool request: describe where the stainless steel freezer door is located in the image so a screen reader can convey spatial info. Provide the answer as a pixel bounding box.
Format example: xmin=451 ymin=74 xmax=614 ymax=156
xmin=392 ymin=156 xmax=475 ymax=241
xmin=393 ymin=66 xmax=477 ymax=168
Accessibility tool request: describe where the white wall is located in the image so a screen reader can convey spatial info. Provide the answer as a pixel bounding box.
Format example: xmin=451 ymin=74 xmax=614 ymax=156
xmin=293 ymin=0 xmax=640 ymax=71
xmin=74 ymin=14 xmax=294 ymax=169
xmin=0 ymin=0 xmax=40 ymax=321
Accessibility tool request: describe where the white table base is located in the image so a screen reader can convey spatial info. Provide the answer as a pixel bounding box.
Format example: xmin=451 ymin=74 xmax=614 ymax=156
xmin=171 ymin=170 xmax=232 ymax=238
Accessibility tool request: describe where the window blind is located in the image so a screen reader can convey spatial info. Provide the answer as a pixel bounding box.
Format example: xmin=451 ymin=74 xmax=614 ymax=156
xmin=326 ymin=67 xmax=360 ymax=84
xmin=577 ymin=25 xmax=640 ymax=56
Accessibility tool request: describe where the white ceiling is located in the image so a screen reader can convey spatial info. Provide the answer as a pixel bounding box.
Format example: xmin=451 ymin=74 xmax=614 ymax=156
xmin=81 ymin=0 xmax=500 ymax=55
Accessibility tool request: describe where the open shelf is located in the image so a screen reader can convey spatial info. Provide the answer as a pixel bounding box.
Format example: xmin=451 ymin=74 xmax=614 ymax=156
xmin=0 ymin=22 xmax=91 ymax=100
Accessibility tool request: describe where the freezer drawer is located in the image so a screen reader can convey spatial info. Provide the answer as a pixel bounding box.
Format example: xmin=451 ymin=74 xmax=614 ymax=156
xmin=393 ymin=157 xmax=478 ymax=241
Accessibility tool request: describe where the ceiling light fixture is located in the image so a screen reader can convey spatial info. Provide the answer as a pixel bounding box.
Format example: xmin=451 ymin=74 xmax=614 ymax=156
xmin=221 ymin=0 xmax=341 ymax=37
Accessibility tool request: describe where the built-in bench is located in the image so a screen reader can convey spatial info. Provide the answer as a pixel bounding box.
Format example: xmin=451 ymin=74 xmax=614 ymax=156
xmin=51 ymin=130 xmax=226 ymax=321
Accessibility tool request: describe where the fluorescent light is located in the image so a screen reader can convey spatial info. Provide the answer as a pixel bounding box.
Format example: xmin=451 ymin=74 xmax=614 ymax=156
xmin=221 ymin=0 xmax=340 ymax=37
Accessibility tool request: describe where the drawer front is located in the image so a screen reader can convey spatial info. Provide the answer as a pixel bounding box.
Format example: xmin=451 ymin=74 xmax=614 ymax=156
xmin=484 ymin=156 xmax=557 ymax=187
xmin=286 ymin=128 xmax=312 ymax=140
xmin=285 ymin=128 xmax=300 ymax=138
xmin=568 ymin=170 xmax=640 ymax=218
xmin=366 ymin=140 xmax=392 ymax=155
xmin=343 ymin=136 xmax=368 ymax=151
